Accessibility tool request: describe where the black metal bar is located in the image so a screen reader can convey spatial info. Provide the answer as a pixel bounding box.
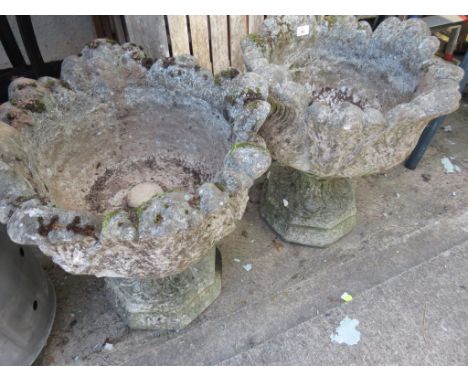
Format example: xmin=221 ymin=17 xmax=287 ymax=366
xmin=404 ymin=116 xmax=446 ymax=170
xmin=0 ymin=15 xmax=26 ymax=68
xmin=15 ymin=16 xmax=44 ymax=77
xmin=459 ymin=49 xmax=468 ymax=93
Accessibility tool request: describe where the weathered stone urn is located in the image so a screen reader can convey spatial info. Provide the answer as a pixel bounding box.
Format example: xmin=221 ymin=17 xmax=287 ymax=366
xmin=0 ymin=40 xmax=271 ymax=329
xmin=242 ymin=16 xmax=464 ymax=247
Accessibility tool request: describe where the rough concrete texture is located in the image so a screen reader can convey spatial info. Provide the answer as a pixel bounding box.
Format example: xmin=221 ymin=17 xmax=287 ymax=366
xmin=34 ymin=101 xmax=468 ymax=365
xmin=242 ymin=16 xmax=464 ymax=177
xmin=260 ymin=162 xmax=356 ymax=247
xmin=0 ymin=40 xmax=272 ymax=279
xmin=105 ymin=249 xmax=221 ymax=330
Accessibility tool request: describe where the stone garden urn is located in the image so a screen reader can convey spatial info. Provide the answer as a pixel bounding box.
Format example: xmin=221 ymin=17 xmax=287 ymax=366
xmin=0 ymin=40 xmax=271 ymax=330
xmin=241 ymin=16 xmax=464 ymax=247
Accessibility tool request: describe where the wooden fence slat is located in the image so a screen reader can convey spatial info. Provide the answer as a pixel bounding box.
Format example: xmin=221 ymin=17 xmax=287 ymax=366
xmin=167 ymin=15 xmax=190 ymax=56
xmin=110 ymin=16 xmax=126 ymax=44
xmin=124 ymin=16 xmax=169 ymax=59
xmin=229 ymin=15 xmax=248 ymax=71
xmin=188 ymin=15 xmax=212 ymax=71
xmin=248 ymin=15 xmax=264 ymax=34
xmin=210 ymin=16 xmax=230 ymax=74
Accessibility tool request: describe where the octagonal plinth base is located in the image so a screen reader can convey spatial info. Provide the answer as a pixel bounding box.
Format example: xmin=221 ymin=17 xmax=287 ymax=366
xmin=260 ymin=163 xmax=357 ymax=247
xmin=105 ymin=248 xmax=221 ymax=331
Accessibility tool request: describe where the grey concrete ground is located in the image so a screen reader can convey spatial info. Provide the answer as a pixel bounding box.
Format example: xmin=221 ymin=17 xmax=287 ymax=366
xmin=35 ymin=99 xmax=468 ymax=365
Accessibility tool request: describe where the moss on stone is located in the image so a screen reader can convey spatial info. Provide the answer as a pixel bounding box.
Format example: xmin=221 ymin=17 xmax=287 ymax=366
xmin=154 ymin=213 xmax=163 ymax=224
xmin=219 ymin=68 xmax=240 ymax=79
xmin=214 ymin=182 xmax=225 ymax=192
xmin=246 ymin=33 xmax=266 ymax=47
xmin=102 ymin=209 xmax=122 ymax=229
xmin=16 ymin=82 xmax=37 ymax=90
xmin=230 ymin=141 xmax=265 ymax=152
xmin=213 ymin=75 xmax=222 ymax=86
xmin=242 ymin=87 xmax=263 ymax=103
xmin=324 ymin=16 xmax=338 ymax=27
xmin=11 ymin=98 xmax=46 ymax=113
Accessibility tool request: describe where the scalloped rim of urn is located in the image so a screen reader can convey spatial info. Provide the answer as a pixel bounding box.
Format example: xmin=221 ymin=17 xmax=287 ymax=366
xmin=241 ymin=16 xmax=464 ymax=177
xmin=0 ymin=40 xmax=272 ymax=279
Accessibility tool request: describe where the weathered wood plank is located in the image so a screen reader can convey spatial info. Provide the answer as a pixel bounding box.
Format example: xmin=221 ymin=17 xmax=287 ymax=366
xmin=110 ymin=16 xmax=126 ymax=44
xmin=188 ymin=15 xmax=212 ymax=71
xmin=167 ymin=15 xmax=190 ymax=56
xmin=124 ymin=16 xmax=169 ymax=59
xmin=248 ymin=15 xmax=264 ymax=34
xmin=229 ymin=15 xmax=248 ymax=71
xmin=210 ymin=15 xmax=229 ymax=74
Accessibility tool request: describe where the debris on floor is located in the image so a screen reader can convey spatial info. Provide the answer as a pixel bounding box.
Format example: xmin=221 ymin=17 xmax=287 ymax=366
xmin=443 ymin=125 xmax=452 ymax=132
xmin=441 ymin=157 xmax=461 ymax=174
xmin=242 ymin=264 xmax=252 ymax=272
xmin=283 ymin=199 xmax=289 ymax=207
xmin=103 ymin=343 xmax=114 ymax=351
xmin=330 ymin=316 xmax=361 ymax=346
xmin=421 ymin=173 xmax=431 ymax=182
xmin=341 ymin=292 xmax=353 ymax=303
xmin=272 ymin=238 xmax=284 ymax=251
xmin=233 ymin=258 xmax=241 ymax=263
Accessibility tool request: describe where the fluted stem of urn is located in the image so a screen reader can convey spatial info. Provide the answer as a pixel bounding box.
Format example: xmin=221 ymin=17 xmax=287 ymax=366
xmin=105 ymin=248 xmax=221 ymax=330
xmin=260 ymin=162 xmax=357 ymax=247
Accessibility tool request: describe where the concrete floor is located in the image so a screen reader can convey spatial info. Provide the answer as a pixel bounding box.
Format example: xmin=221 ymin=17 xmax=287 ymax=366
xmin=35 ymin=99 xmax=468 ymax=365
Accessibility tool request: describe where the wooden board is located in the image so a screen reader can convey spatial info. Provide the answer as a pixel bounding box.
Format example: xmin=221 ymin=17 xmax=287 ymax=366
xmin=188 ymin=15 xmax=212 ymax=71
xmin=167 ymin=15 xmax=190 ymax=56
xmin=210 ymin=15 xmax=230 ymax=74
xmin=110 ymin=16 xmax=126 ymax=44
xmin=248 ymin=15 xmax=264 ymax=34
xmin=124 ymin=16 xmax=169 ymax=59
xmin=229 ymin=15 xmax=248 ymax=71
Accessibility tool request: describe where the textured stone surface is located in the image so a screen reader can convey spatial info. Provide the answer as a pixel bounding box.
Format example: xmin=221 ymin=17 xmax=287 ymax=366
xmin=105 ymin=248 xmax=221 ymax=330
xmin=242 ymin=15 xmax=463 ymax=246
xmin=260 ymin=162 xmax=356 ymax=247
xmin=0 ymin=40 xmax=272 ymax=279
xmin=242 ymin=16 xmax=464 ymax=178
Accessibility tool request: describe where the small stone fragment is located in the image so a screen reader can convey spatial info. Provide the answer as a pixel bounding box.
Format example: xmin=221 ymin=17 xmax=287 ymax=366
xmin=283 ymin=199 xmax=289 ymax=207
xmin=442 ymin=125 xmax=452 ymax=132
xmin=233 ymin=258 xmax=241 ymax=263
xmin=242 ymin=263 xmax=252 ymax=272
xmin=126 ymin=182 xmax=163 ymax=208
xmin=103 ymin=342 xmax=114 ymax=351
xmin=441 ymin=157 xmax=461 ymax=174
xmin=272 ymin=238 xmax=284 ymax=251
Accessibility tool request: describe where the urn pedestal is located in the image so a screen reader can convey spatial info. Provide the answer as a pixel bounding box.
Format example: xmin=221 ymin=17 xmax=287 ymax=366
xmin=105 ymin=248 xmax=221 ymax=331
xmin=260 ymin=163 xmax=356 ymax=247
